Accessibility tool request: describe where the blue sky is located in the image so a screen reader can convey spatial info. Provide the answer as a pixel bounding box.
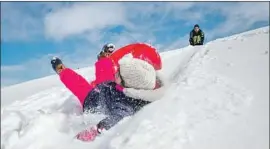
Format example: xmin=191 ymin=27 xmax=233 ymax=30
xmin=1 ymin=2 xmax=269 ymax=87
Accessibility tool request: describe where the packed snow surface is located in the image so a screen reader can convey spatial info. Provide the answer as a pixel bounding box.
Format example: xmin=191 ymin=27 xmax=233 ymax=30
xmin=1 ymin=26 xmax=269 ymax=149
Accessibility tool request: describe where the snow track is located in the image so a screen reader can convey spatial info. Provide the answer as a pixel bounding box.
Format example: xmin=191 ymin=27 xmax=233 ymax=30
xmin=1 ymin=26 xmax=269 ymax=149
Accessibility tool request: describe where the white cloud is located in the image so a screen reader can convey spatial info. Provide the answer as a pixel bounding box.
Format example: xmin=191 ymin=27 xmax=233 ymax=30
xmin=121 ymin=2 xmax=199 ymax=31
xmin=167 ymin=2 xmax=203 ymax=22
xmin=44 ymin=3 xmax=128 ymax=40
xmin=1 ymin=65 xmax=26 ymax=72
xmin=220 ymin=2 xmax=269 ymax=21
xmin=167 ymin=2 xmax=194 ymax=10
xmin=1 ymin=3 xmax=42 ymax=41
xmin=1 ymin=2 xmax=66 ymax=42
xmin=203 ymin=2 xmax=269 ymax=40
xmin=43 ymin=2 xmax=200 ymax=42
xmin=83 ymin=30 xmax=104 ymax=44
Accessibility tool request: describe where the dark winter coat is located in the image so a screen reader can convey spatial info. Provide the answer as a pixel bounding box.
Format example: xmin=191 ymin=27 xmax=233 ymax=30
xmin=189 ymin=29 xmax=205 ymax=46
xmin=83 ymin=81 xmax=151 ymax=130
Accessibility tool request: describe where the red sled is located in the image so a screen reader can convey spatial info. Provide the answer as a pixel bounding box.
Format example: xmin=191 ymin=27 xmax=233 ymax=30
xmin=110 ymin=43 xmax=162 ymax=71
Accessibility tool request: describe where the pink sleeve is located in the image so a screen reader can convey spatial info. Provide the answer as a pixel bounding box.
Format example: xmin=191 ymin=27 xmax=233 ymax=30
xmin=94 ymin=58 xmax=118 ymax=84
xmin=59 ymin=68 xmax=94 ymax=106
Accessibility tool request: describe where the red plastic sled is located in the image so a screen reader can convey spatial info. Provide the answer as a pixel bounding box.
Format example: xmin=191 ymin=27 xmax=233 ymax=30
xmin=110 ymin=43 xmax=162 ymax=70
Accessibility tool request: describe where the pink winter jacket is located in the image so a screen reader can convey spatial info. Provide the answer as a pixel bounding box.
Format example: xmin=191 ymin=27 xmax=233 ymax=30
xmin=59 ymin=58 xmax=119 ymax=106
xmin=94 ymin=57 xmax=118 ymax=85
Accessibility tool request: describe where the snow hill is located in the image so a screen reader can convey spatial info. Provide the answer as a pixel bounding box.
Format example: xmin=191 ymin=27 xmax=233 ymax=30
xmin=1 ymin=26 xmax=269 ymax=149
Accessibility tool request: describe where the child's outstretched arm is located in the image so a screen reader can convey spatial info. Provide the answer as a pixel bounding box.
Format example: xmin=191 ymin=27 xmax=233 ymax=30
xmin=59 ymin=68 xmax=94 ymax=106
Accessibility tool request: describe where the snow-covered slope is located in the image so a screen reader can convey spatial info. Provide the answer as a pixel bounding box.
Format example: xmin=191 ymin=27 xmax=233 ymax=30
xmin=1 ymin=26 xmax=269 ymax=149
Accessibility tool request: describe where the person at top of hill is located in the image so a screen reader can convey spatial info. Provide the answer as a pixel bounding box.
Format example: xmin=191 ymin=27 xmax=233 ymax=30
xmin=189 ymin=24 xmax=205 ymax=46
xmin=50 ymin=43 xmax=167 ymax=142
xmin=97 ymin=43 xmax=116 ymax=60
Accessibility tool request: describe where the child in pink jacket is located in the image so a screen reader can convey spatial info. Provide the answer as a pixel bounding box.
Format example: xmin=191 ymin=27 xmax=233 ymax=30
xmin=51 ymin=56 xmax=158 ymax=142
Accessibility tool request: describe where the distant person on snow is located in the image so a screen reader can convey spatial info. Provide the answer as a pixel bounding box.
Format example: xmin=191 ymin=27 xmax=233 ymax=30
xmin=97 ymin=43 xmax=116 ymax=60
xmin=50 ymin=44 xmax=165 ymax=142
xmin=189 ymin=24 xmax=205 ymax=46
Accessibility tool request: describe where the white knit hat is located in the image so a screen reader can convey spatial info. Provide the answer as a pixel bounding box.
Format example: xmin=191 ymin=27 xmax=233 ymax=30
xmin=119 ymin=57 xmax=156 ymax=90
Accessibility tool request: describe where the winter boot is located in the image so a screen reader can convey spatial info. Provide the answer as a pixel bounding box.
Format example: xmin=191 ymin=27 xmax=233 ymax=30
xmin=51 ymin=56 xmax=66 ymax=74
